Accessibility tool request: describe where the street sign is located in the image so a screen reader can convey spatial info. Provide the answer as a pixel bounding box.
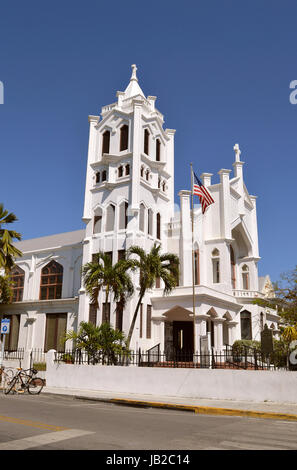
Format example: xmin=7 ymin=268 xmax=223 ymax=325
xmin=1 ymin=318 xmax=10 ymax=335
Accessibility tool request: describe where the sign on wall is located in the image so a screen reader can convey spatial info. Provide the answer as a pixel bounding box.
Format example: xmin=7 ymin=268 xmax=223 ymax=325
xmin=0 ymin=318 xmax=10 ymax=335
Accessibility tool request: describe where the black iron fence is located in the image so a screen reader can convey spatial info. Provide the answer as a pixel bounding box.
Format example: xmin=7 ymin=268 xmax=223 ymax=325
xmin=54 ymin=346 xmax=295 ymax=371
xmin=30 ymin=349 xmax=47 ymax=370
xmin=3 ymin=348 xmax=24 ymax=361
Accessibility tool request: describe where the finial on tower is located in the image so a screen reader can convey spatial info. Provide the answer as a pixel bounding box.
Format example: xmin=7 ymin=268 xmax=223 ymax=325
xmin=130 ymin=64 xmax=138 ymax=82
xmin=233 ymin=143 xmax=241 ymax=162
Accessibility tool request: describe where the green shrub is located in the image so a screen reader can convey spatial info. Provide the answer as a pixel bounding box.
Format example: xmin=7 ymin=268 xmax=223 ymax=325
xmin=32 ymin=362 xmax=46 ymax=371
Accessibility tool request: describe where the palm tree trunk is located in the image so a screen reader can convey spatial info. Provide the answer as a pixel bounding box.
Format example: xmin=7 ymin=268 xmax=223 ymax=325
xmin=126 ymin=294 xmax=144 ymax=349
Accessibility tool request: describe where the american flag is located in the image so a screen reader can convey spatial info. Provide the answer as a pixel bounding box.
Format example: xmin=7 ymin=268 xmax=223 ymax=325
xmin=192 ymin=171 xmax=214 ymax=214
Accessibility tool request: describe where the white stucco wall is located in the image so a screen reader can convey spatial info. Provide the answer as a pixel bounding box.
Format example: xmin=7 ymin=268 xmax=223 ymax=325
xmin=46 ymin=351 xmax=297 ymax=404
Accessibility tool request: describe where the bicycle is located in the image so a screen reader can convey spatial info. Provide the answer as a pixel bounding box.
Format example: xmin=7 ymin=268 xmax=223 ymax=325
xmin=4 ymin=367 xmax=44 ymax=395
xmin=0 ymin=366 xmax=15 ymax=394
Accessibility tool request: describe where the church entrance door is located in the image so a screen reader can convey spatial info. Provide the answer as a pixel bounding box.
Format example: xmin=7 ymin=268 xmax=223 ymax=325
xmin=173 ymin=321 xmax=194 ymax=361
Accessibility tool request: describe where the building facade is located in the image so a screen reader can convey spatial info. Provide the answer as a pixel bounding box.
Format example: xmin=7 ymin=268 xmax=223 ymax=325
xmin=0 ymin=65 xmax=280 ymax=356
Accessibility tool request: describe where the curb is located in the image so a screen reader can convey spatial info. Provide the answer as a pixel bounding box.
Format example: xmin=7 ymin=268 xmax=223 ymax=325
xmin=73 ymin=395 xmax=297 ymax=422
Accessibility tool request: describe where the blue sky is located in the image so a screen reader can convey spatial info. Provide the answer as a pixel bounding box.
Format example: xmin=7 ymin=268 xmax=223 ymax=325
xmin=0 ymin=0 xmax=296 ymax=283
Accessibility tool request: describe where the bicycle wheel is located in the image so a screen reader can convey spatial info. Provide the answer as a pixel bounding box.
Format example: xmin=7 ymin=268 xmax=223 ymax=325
xmin=4 ymin=376 xmax=21 ymax=395
xmin=27 ymin=377 xmax=44 ymax=395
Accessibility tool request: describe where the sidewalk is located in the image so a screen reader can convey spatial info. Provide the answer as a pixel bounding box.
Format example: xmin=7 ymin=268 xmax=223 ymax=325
xmin=43 ymin=386 xmax=297 ymax=422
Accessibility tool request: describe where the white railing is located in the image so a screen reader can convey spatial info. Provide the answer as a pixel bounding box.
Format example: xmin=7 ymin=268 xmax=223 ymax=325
xmin=232 ymin=289 xmax=264 ymax=298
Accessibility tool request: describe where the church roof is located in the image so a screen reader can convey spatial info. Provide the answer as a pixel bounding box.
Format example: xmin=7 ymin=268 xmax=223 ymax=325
xmin=14 ymin=229 xmax=85 ymax=254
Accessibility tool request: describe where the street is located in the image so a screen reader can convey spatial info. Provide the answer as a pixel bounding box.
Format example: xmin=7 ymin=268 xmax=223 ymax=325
xmin=0 ymin=393 xmax=297 ymax=450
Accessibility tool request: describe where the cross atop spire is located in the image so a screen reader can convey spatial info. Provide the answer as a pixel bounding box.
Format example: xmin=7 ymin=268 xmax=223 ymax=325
xmin=130 ymin=64 xmax=138 ymax=82
xmin=233 ymin=143 xmax=241 ymax=162
xmin=123 ymin=64 xmax=145 ymax=99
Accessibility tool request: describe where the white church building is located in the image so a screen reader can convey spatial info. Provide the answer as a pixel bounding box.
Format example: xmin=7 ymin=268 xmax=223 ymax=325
xmin=0 ymin=65 xmax=280 ymax=357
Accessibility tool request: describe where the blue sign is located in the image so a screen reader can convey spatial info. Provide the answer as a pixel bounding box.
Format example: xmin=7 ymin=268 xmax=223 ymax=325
xmin=1 ymin=318 xmax=10 ymax=335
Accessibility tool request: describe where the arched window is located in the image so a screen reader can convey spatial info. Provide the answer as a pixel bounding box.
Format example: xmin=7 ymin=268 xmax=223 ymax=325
xmin=95 ymin=172 xmax=100 ymax=184
xmin=162 ymin=182 xmax=166 ymax=192
xmin=145 ymin=169 xmax=150 ymax=182
xmin=93 ymin=208 xmax=103 ymax=234
xmin=40 ymin=260 xmax=63 ymax=300
xmin=242 ymin=264 xmax=249 ymax=290
xmin=230 ymin=246 xmax=236 ymax=289
xmin=102 ymin=170 xmax=107 ymax=182
xmin=148 ymin=208 xmax=153 ymax=236
xmin=158 ymin=178 xmax=161 ymax=189
xmin=140 ymin=166 xmax=144 ymax=178
xmin=120 ymin=124 xmax=128 ymax=151
xmin=102 ymin=130 xmax=110 ymax=155
xmin=106 ymin=204 xmax=115 ymax=232
xmin=156 ymin=138 xmax=161 ymax=161
xmin=212 ymin=249 xmax=220 ymax=284
xmin=194 ymin=249 xmax=200 ymax=285
xmin=125 ymin=164 xmax=130 ymax=176
xmin=156 ymin=213 xmax=161 ymax=240
xmin=240 ymin=310 xmax=252 ymax=340
xmin=10 ymin=265 xmax=25 ymax=302
xmin=139 ymin=203 xmax=145 ymax=232
xmin=144 ymin=129 xmax=149 ymax=155
xmin=118 ymin=166 xmax=123 ymax=178
xmin=119 ymin=201 xmax=128 ymax=230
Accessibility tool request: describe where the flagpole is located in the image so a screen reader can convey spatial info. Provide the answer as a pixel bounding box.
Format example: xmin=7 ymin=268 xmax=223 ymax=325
xmin=190 ymin=163 xmax=196 ymax=356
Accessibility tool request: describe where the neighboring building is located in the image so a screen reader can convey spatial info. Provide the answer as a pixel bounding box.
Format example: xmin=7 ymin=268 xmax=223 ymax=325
xmin=0 ymin=65 xmax=280 ymax=355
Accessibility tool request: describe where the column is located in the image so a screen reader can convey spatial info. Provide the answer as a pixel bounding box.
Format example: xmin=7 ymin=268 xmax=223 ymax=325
xmin=213 ymin=318 xmax=225 ymax=353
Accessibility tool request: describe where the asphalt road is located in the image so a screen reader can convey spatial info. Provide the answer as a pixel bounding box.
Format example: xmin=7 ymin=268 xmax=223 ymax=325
xmin=0 ymin=393 xmax=297 ymax=451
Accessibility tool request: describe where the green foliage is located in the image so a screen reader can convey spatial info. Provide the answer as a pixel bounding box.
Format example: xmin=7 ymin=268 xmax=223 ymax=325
xmin=64 ymin=321 xmax=130 ymax=365
xmin=126 ymin=243 xmax=180 ymax=347
xmin=0 ymin=204 xmax=22 ymax=272
xmin=81 ymin=252 xmax=135 ymax=307
xmin=0 ymin=275 xmax=13 ymax=304
xmin=32 ymin=362 xmax=47 ymax=371
xmin=254 ymin=266 xmax=297 ymax=327
xmin=232 ymin=339 xmax=261 ymax=355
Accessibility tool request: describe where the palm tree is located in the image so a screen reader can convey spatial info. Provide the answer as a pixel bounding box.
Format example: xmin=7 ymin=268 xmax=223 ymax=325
xmin=64 ymin=321 xmax=129 ymax=365
xmin=81 ymin=252 xmax=135 ymax=317
xmin=0 ymin=204 xmax=22 ymax=272
xmin=0 ymin=275 xmax=12 ymax=304
xmin=126 ymin=243 xmax=179 ymax=348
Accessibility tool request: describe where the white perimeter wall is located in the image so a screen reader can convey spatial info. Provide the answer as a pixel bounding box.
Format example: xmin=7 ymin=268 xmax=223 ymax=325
xmin=46 ymin=351 xmax=297 ymax=404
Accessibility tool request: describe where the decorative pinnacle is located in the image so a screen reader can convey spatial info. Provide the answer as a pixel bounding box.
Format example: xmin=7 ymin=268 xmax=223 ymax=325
xmin=130 ymin=64 xmax=138 ymax=82
xmin=233 ymin=143 xmax=241 ymax=162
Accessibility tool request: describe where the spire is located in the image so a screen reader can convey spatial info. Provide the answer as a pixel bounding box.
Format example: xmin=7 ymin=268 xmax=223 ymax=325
xmin=233 ymin=143 xmax=241 ymax=162
xmin=124 ymin=64 xmax=145 ymax=99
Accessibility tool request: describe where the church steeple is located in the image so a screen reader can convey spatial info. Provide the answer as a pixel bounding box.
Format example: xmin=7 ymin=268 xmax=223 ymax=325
xmin=123 ymin=64 xmax=145 ymax=99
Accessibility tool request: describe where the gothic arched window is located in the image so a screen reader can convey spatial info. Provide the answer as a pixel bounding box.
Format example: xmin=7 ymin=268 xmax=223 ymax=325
xmin=102 ymin=170 xmax=107 ymax=182
xmin=144 ymin=129 xmax=149 ymax=155
xmin=102 ymin=130 xmax=110 ymax=155
xmin=125 ymin=164 xmax=130 ymax=176
xmin=119 ymin=201 xmax=128 ymax=230
xmin=40 ymin=260 xmax=63 ymax=300
xmin=95 ymin=172 xmax=100 ymax=184
xmin=118 ymin=166 xmax=123 ymax=178
xmin=212 ymin=249 xmax=220 ymax=284
xmin=106 ymin=204 xmax=115 ymax=232
xmin=120 ymin=124 xmax=129 ymax=151
xmin=145 ymin=169 xmax=150 ymax=182
xmin=139 ymin=203 xmax=145 ymax=232
xmin=156 ymin=213 xmax=161 ymax=240
xmin=242 ymin=264 xmax=249 ymax=290
xmin=148 ymin=208 xmax=153 ymax=236
xmin=240 ymin=310 xmax=252 ymax=340
xmin=10 ymin=265 xmax=25 ymax=302
xmin=194 ymin=249 xmax=200 ymax=285
xmin=156 ymin=139 xmax=161 ymax=162
xmin=230 ymin=246 xmax=236 ymax=289
xmin=140 ymin=166 xmax=144 ymax=178
xmin=93 ymin=208 xmax=103 ymax=234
